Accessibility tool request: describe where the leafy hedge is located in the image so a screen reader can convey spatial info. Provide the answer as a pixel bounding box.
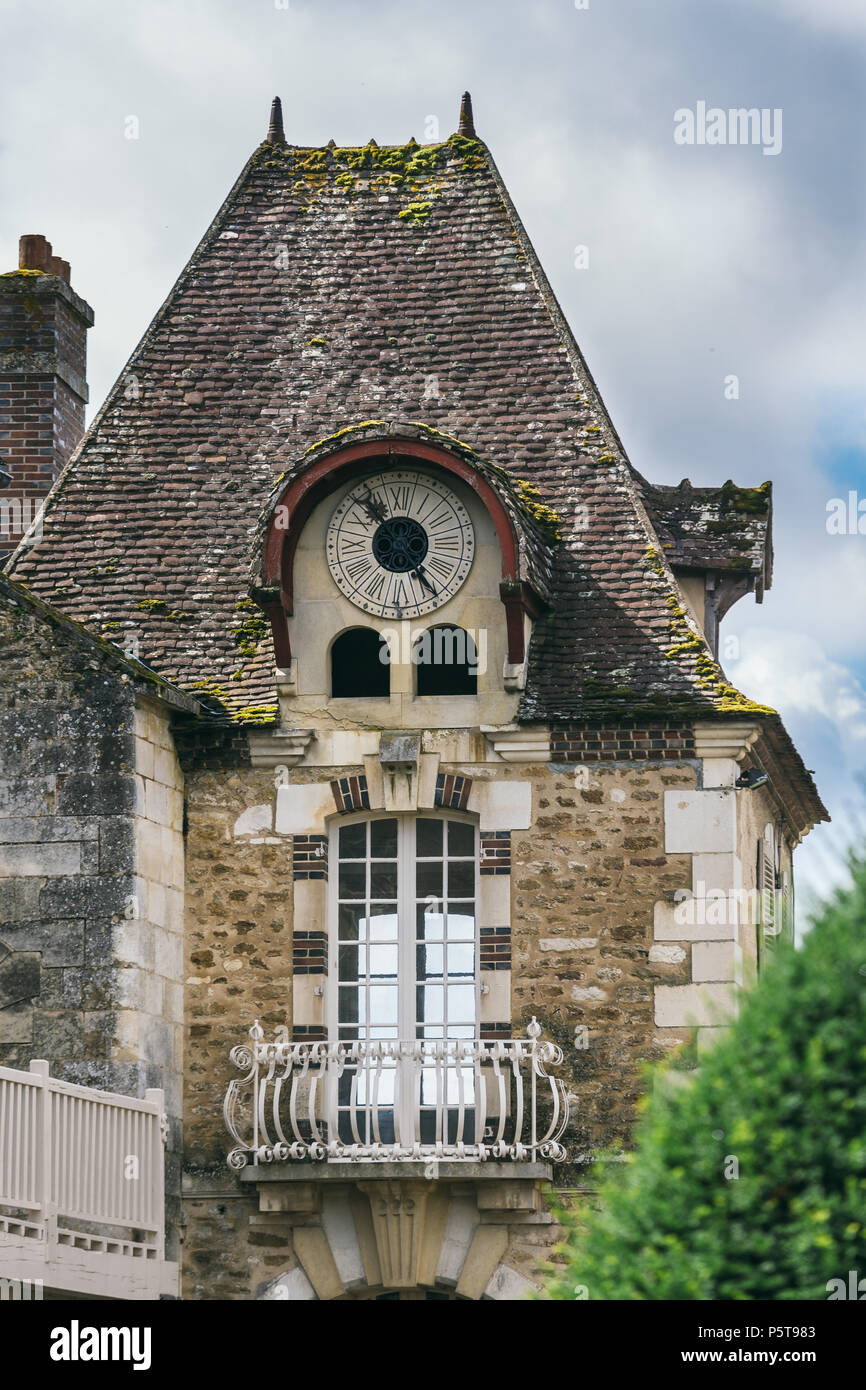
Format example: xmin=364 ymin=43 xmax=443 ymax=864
xmin=545 ymin=859 xmax=866 ymax=1300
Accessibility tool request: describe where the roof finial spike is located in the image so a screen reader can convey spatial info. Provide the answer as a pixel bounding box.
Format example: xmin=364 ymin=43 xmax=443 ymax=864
xmin=458 ymin=91 xmax=475 ymax=137
xmin=266 ymin=96 xmax=285 ymax=145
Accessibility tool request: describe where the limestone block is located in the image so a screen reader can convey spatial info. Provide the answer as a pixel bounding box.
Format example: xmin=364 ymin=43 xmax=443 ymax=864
xmin=153 ymin=744 xmax=180 ymax=788
xmin=134 ymin=735 xmax=155 ymax=781
xmin=0 ymin=841 xmax=81 ymax=877
xmin=692 ymin=941 xmax=743 ymax=984
xmin=348 ymin=1187 xmax=383 ymax=1289
xmin=467 ymin=780 xmax=531 ymax=831
xmin=435 ymin=1195 xmax=479 ymax=1287
xmin=0 ymin=1002 xmax=34 ymax=1043
xmin=539 ymin=937 xmax=597 ymax=952
xmin=291 ymin=1228 xmax=345 ymax=1302
xmin=475 ymin=1182 xmax=539 ymax=1212
xmin=691 ymin=853 xmax=742 ymax=894
xmin=479 ymin=873 xmax=510 ymax=927
xmin=664 ymin=790 xmax=736 ymax=854
xmin=293 ymin=974 xmax=323 ymax=1025
xmin=654 ymin=983 xmax=738 ymax=1029
xmin=484 ymin=1262 xmax=538 ymax=1301
xmin=275 ymin=783 xmax=335 ymax=835
xmin=653 ymin=899 xmax=737 ymax=943
xmin=456 ymin=1227 xmax=509 ymax=1301
xmin=321 ymin=1190 xmax=366 ymax=1289
xmin=480 ymin=969 xmax=510 ymax=1020
xmin=701 ymin=758 xmax=739 ymax=789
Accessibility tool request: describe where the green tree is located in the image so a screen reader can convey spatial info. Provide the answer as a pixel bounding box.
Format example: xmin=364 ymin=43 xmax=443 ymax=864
xmin=546 ymin=859 xmax=866 ymax=1300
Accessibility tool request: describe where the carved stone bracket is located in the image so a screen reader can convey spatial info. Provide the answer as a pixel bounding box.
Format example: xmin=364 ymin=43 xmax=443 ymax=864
xmin=248 ymin=729 xmax=315 ymax=768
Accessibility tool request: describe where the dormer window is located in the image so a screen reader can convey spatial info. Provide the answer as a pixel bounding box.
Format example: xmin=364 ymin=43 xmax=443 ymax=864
xmin=415 ymin=626 xmax=478 ymax=697
xmin=331 ymin=628 xmax=390 ymax=698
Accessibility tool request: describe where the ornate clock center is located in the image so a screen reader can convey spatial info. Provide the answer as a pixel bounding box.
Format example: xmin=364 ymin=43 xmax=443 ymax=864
xmin=371 ymin=516 xmax=429 ymax=572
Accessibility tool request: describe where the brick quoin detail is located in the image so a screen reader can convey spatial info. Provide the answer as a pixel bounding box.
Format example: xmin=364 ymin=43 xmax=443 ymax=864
xmin=480 ymin=926 xmax=511 ymax=970
xmin=480 ymin=1022 xmax=512 ymax=1040
xmin=550 ymin=726 xmax=696 ymax=761
xmin=434 ymin=772 xmax=472 ymax=810
xmin=291 ymin=1024 xmax=327 ymax=1044
xmin=292 ymin=930 xmax=328 ymax=975
xmin=292 ymin=834 xmax=328 ymax=880
xmin=330 ymin=774 xmax=370 ymax=814
xmin=481 ymin=830 xmax=511 ymax=875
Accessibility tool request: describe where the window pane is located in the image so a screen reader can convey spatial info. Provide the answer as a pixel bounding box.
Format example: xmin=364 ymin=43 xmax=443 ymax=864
xmin=446 ymin=907 xmax=475 ymax=940
xmin=338 ymin=987 xmax=360 ymax=1024
xmin=368 ymin=905 xmax=398 ymax=939
xmin=338 ymin=862 xmax=366 ymax=899
xmin=448 ymin=861 xmax=474 ymax=898
xmin=417 ymin=861 xmax=443 ymax=899
xmin=417 ymin=943 xmax=444 ymax=979
xmin=416 ymin=819 xmax=443 ymax=856
xmin=446 ymin=942 xmax=475 ymax=976
xmin=368 ymin=944 xmax=398 ymax=980
xmin=447 ymin=984 xmax=476 ymax=1023
xmin=447 ymin=820 xmax=474 ymax=856
xmin=370 ymin=819 xmax=398 ymax=858
xmin=417 ymin=903 xmax=444 ymax=940
xmin=368 ymin=986 xmax=398 ymax=1025
xmin=370 ymin=863 xmax=398 ymax=899
xmin=417 ymin=984 xmax=445 ymax=1022
xmin=338 ymin=903 xmax=365 ymax=940
xmin=339 ymin=823 xmax=366 ymax=859
xmin=338 ymin=943 xmax=364 ymax=981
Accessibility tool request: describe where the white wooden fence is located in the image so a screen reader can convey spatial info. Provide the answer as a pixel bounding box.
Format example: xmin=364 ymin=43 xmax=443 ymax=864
xmin=0 ymin=1061 xmax=177 ymax=1299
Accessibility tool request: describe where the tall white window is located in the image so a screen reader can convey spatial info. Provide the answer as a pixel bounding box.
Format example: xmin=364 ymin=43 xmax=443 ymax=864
xmin=328 ymin=813 xmax=479 ymax=1145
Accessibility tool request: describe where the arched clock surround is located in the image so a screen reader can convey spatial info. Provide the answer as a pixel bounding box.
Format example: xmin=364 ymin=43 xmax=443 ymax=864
xmin=256 ymin=436 xmax=541 ymax=671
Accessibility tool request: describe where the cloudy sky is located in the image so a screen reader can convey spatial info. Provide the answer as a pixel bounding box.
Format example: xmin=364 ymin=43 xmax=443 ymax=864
xmin=2 ymin=0 xmax=864 ymax=916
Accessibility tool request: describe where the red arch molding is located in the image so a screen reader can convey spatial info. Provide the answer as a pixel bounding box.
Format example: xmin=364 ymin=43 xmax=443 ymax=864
xmin=258 ymin=438 xmax=536 ymax=668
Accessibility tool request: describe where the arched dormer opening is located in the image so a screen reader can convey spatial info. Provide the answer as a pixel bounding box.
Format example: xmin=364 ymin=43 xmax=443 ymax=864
xmin=330 ymin=627 xmax=390 ymax=699
xmin=414 ymin=625 xmax=478 ymax=697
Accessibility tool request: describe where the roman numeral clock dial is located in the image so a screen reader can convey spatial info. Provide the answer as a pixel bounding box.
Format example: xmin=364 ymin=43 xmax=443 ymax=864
xmin=326 ymin=471 xmax=475 ymax=619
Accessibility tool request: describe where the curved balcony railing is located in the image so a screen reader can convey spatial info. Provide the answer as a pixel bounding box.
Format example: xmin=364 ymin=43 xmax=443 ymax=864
xmin=224 ymin=1018 xmax=572 ymax=1169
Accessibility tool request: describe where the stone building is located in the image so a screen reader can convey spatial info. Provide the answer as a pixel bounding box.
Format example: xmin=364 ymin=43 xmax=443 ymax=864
xmin=0 ymin=94 xmax=826 ymax=1301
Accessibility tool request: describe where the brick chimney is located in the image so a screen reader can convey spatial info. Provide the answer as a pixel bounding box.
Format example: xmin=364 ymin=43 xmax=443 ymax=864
xmin=0 ymin=235 xmax=94 ymax=559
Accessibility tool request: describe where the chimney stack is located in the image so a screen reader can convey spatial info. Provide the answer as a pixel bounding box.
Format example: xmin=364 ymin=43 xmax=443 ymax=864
xmin=0 ymin=235 xmax=93 ymax=558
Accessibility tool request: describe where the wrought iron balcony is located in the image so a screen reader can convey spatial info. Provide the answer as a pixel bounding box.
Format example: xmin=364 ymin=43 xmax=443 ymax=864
xmin=224 ymin=1018 xmax=572 ymax=1169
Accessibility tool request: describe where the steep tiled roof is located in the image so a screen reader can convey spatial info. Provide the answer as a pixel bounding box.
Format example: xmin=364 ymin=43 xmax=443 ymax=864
xmin=636 ymin=474 xmax=772 ymax=594
xmin=3 ymin=105 xmax=823 ymax=822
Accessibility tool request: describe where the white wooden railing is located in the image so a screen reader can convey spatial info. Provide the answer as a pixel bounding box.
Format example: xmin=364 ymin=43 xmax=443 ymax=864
xmin=0 ymin=1061 xmax=177 ymax=1299
xmin=224 ymin=1018 xmax=572 ymax=1168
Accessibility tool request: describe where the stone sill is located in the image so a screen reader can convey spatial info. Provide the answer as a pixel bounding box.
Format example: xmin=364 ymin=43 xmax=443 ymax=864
xmin=240 ymin=1161 xmax=553 ymax=1184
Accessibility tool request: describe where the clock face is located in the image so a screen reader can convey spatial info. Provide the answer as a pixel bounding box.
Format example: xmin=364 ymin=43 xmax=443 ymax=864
xmin=326 ymin=470 xmax=475 ymax=619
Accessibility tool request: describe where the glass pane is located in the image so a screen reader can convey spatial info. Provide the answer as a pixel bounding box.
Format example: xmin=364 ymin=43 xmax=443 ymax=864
xmin=446 ymin=1024 xmax=475 ymax=1040
xmin=418 ymin=903 xmax=444 ymax=940
xmin=446 ymin=942 xmax=475 ymax=976
xmin=339 ymin=823 xmax=366 ymax=859
xmin=417 ymin=984 xmax=445 ymax=1022
xmin=417 ymin=861 xmax=443 ymax=899
xmin=370 ymin=819 xmax=398 ymax=858
xmin=368 ymin=905 xmax=398 ymax=939
xmin=416 ymin=819 xmax=443 ymax=856
xmin=368 ymin=986 xmax=398 ymax=1025
xmin=447 ymin=820 xmax=474 ymax=856
xmin=338 ymin=903 xmax=364 ymax=940
xmin=338 ymin=987 xmax=360 ymax=1024
xmin=448 ymin=861 xmax=474 ymax=898
xmin=338 ymin=862 xmax=366 ymax=899
xmin=338 ymin=943 xmax=364 ymax=981
xmin=417 ymin=943 xmax=444 ymax=979
xmin=446 ymin=907 xmax=475 ymax=940
xmin=447 ymin=984 xmax=476 ymax=1023
xmin=370 ymin=863 xmax=398 ymax=899
xmin=368 ymin=944 xmax=398 ymax=979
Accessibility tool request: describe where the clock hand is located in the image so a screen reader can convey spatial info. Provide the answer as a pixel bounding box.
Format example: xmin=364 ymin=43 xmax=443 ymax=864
xmin=360 ymin=489 xmax=388 ymax=524
xmin=412 ymin=564 xmax=438 ymax=596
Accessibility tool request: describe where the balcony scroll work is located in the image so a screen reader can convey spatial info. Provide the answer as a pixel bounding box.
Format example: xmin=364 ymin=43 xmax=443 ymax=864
xmin=223 ymin=1018 xmax=572 ymax=1169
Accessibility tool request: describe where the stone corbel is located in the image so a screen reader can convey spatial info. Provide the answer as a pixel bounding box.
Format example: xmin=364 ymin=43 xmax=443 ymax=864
xmin=275 ymin=661 xmax=299 ymax=699
xmin=693 ymin=722 xmax=760 ymax=788
xmin=480 ymin=724 xmax=550 ymax=763
xmin=248 ymin=728 xmax=315 ymax=769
